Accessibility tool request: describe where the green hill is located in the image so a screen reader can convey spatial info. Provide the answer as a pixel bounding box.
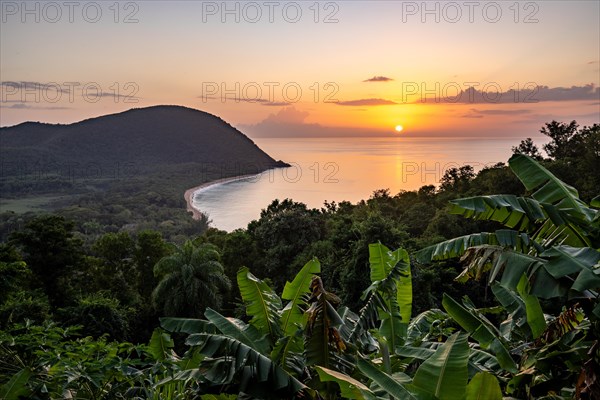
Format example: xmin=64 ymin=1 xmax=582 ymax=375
xmin=1 ymin=105 xmax=286 ymax=175
xmin=0 ymin=106 xmax=288 ymax=199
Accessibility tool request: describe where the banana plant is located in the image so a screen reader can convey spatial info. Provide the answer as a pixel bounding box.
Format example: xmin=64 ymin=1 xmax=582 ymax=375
xmin=154 ymin=241 xmax=509 ymax=399
xmin=158 ymin=258 xmax=355 ymax=398
xmin=158 ymin=253 xmax=421 ymax=398
xmin=320 ymin=243 xmax=506 ymax=399
xmin=348 ymin=243 xmax=412 ymax=354
xmin=317 ymin=332 xmax=504 ymax=400
xmin=414 ymin=154 xmax=600 ymax=398
xmin=417 ymin=155 xmax=600 ymax=307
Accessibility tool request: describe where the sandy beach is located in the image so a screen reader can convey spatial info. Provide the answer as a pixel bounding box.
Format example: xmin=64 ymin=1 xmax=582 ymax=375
xmin=184 ymin=174 xmax=260 ymax=220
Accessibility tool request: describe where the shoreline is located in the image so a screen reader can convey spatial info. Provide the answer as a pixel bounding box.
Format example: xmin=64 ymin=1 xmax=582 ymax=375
xmin=184 ymin=173 xmax=261 ymax=220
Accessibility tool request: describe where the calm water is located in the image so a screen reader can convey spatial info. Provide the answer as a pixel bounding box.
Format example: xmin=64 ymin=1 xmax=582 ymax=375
xmin=192 ymin=137 xmax=524 ymax=231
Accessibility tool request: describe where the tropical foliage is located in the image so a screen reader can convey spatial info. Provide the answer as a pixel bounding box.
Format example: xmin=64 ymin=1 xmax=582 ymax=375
xmin=410 ymin=154 xmax=600 ymax=399
xmin=1 ymin=122 xmax=599 ymax=398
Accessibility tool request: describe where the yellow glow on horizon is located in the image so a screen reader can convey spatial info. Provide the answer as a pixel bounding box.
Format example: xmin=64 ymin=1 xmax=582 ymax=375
xmin=395 ymin=125 xmax=404 ymax=132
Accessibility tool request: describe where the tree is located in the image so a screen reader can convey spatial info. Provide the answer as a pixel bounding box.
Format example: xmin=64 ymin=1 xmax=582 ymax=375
xmin=367 ymin=189 xmax=398 ymax=216
xmin=152 ymin=241 xmax=231 ymax=318
xmin=58 ymin=292 xmax=132 ymax=341
xmin=541 ymin=120 xmax=580 ymax=160
xmin=9 ymin=215 xmax=85 ymax=307
xmin=130 ymin=231 xmax=171 ymax=341
xmin=91 ymin=232 xmax=140 ymax=307
xmin=539 ymin=122 xmax=600 ymax=201
xmin=512 ymin=137 xmax=543 ymax=160
xmin=248 ymin=199 xmax=324 ymax=289
xmin=417 ymin=185 xmax=436 ymax=198
xmin=199 ymin=229 xmax=262 ymax=313
xmin=307 ymin=155 xmax=599 ymax=400
xmin=469 ymin=162 xmax=524 ymax=196
xmin=132 ymin=231 xmax=171 ymax=301
xmin=339 ymin=212 xmax=409 ymax=314
xmin=0 ymin=244 xmax=29 ymax=303
xmin=439 ymin=165 xmax=475 ymax=193
xmin=93 ymin=232 xmax=134 ymax=266
xmin=402 ymin=202 xmax=436 ymax=236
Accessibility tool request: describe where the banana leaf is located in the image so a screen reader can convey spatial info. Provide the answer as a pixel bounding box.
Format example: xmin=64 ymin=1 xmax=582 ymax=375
xmin=411 ymin=332 xmax=470 ymax=400
xmin=159 ymin=317 xmax=216 ymax=334
xmin=186 ymin=333 xmax=310 ymax=398
xmin=237 ymin=267 xmax=282 ymax=344
xmin=280 ymin=258 xmax=321 ymax=336
xmin=442 ymin=294 xmax=517 ymax=373
xmin=465 ymin=372 xmax=502 ymax=400
xmin=204 ymin=308 xmax=270 ymax=355
xmin=357 ymin=358 xmax=416 ymax=400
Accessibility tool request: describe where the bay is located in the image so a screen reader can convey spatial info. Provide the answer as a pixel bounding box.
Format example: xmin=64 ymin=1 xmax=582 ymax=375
xmin=192 ymin=136 xmax=526 ymax=231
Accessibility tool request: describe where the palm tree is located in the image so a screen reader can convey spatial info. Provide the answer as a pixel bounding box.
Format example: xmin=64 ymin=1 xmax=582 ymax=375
xmin=152 ymin=241 xmax=231 ymax=318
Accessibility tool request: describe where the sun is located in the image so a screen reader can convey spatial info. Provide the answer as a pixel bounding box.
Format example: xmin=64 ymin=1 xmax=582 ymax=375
xmin=395 ymin=125 xmax=404 ymax=132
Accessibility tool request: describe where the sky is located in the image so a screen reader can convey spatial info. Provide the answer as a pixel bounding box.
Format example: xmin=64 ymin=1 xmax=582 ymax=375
xmin=1 ymin=0 xmax=599 ymax=138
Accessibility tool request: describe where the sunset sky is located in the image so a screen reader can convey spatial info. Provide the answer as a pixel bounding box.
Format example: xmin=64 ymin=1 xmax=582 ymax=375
xmin=1 ymin=0 xmax=599 ymax=137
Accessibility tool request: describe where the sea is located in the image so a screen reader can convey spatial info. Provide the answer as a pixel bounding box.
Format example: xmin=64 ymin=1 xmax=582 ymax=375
xmin=191 ymin=137 xmax=530 ymax=231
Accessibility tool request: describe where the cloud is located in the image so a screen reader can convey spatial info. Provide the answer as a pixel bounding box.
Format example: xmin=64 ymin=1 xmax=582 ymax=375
xmin=260 ymin=107 xmax=309 ymax=124
xmin=7 ymin=103 xmax=29 ymax=109
xmin=94 ymin=92 xmax=140 ymax=101
xmin=363 ymin=76 xmax=394 ymax=82
xmin=0 ymin=102 xmax=71 ymax=110
xmin=461 ymin=113 xmax=484 ymax=119
xmin=196 ymin=95 xmax=289 ymax=106
xmin=197 ymin=95 xmax=245 ymax=102
xmin=197 ymin=95 xmax=217 ymax=101
xmin=261 ymin=101 xmax=291 ymax=106
xmin=508 ymin=110 xmax=600 ymax=129
xmin=466 ymin=108 xmax=532 ymax=116
xmin=335 ymin=98 xmax=397 ymax=106
xmin=533 ymin=84 xmax=600 ymax=102
xmin=411 ymin=84 xmax=600 ymax=104
xmin=237 ymin=98 xmax=292 ymax=106
xmin=238 ymin=106 xmax=395 ymax=138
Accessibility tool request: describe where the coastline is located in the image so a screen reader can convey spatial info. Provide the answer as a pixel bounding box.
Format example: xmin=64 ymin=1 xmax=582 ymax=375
xmin=184 ymin=174 xmax=261 ymax=220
